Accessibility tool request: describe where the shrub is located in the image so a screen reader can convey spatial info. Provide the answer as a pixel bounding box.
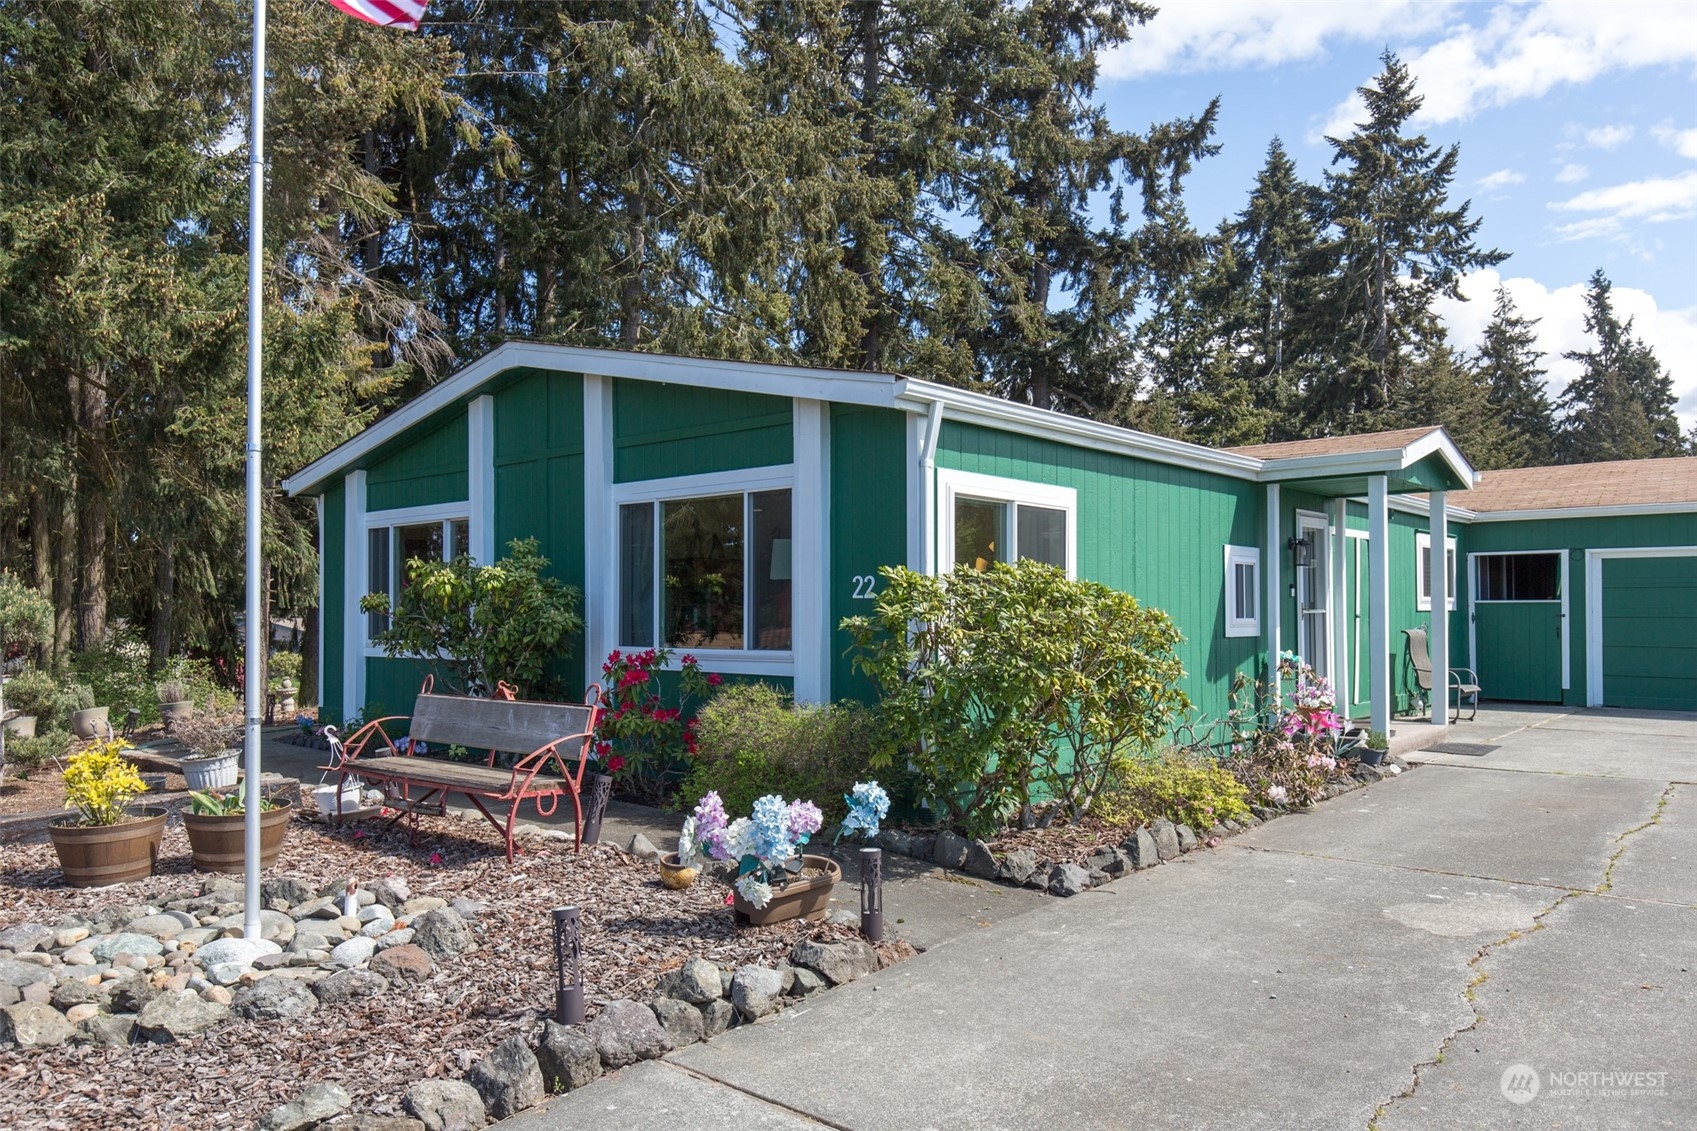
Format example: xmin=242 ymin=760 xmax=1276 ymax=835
xmin=0 ymin=572 xmax=52 ymax=649
xmin=61 ymin=682 xmax=96 ymax=714
xmin=71 ymin=637 xmax=155 ymax=724
xmin=1227 ymin=730 xmax=1341 ymax=809
xmin=61 ymin=739 xmax=146 ymax=826
xmin=4 ymin=666 xmax=62 ymax=723
xmin=1092 ymin=750 xmax=1252 ymax=831
xmin=173 ymin=713 xmax=243 ymax=758
xmin=2 ymin=731 xmax=71 ymax=776
xmin=681 ymin=683 xmax=885 ymax=825
xmin=843 ymin=562 xmax=1189 ymax=837
xmin=269 ymin=651 xmax=302 ymax=686
xmin=594 ymin=648 xmax=716 ymax=806
xmin=156 ymin=679 xmax=188 ymax=705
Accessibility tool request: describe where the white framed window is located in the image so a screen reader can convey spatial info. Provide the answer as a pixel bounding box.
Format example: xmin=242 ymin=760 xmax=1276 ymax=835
xmin=1224 ymin=545 xmax=1261 ymax=638
xmin=614 ymin=466 xmax=795 ymax=660
xmin=1416 ymin=531 xmax=1458 ymax=612
xmin=363 ymin=503 xmax=471 ymax=647
xmin=937 ymin=469 xmax=1077 ymax=577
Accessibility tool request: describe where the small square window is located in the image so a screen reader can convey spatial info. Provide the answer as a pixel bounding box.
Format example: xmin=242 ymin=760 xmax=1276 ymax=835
xmin=1416 ymin=532 xmax=1458 ymax=612
xmin=1224 ymin=545 xmax=1260 ymax=638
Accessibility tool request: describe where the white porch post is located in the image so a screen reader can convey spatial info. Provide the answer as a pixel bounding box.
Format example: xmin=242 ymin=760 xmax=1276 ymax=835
xmin=342 ymin=470 xmax=367 ymax=721
xmin=1368 ymin=475 xmax=1390 ymax=735
xmin=1266 ymin=483 xmax=1282 ymax=685
xmin=1329 ymin=497 xmax=1349 ymax=707
xmin=467 ymin=395 xmax=496 ymax=564
xmin=1430 ymin=490 xmax=1449 ymax=725
xmin=582 ymin=375 xmax=615 ymax=693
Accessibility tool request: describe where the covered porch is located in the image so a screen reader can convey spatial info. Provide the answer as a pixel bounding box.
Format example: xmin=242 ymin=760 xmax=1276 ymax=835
xmin=1233 ymin=427 xmax=1480 ymax=740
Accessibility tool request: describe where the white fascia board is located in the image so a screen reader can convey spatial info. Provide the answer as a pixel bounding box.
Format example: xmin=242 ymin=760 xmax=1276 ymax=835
xmin=1257 ymin=428 xmax=1478 ymax=488
xmin=1468 ymin=502 xmax=1697 ymax=522
xmin=894 ymin=381 xmax=1263 ymax=480
xmin=284 ymin=342 xmax=904 ymax=497
xmin=1384 ymin=494 xmax=1478 ymax=523
xmin=1402 ymin=427 xmax=1480 ymax=486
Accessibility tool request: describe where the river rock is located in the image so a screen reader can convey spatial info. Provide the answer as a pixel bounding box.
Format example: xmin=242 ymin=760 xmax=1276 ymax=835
xmin=124 ymin=914 xmax=186 ymax=941
xmin=90 ymin=933 xmax=166 ymax=962
xmin=193 ymin=937 xmax=280 ymax=970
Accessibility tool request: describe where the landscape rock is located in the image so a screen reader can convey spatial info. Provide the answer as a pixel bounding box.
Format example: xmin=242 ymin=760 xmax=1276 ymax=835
xmin=329 ymin=937 xmax=377 ymax=968
xmin=64 ymin=1003 xmax=99 ymax=1024
xmin=233 ymin=977 xmax=319 ymax=1021
xmin=536 ymin=1021 xmax=602 ymax=1093
xmin=586 ymin=998 xmax=673 ymax=1067
xmin=192 ymin=937 xmax=280 ymax=969
xmin=90 ymin=932 xmax=166 ymax=962
xmin=930 ymin=829 xmax=969 ymax=870
xmin=448 ymin=898 xmax=489 ymax=920
xmin=996 ymin=848 xmax=1039 ymax=885
xmin=262 ymin=875 xmax=316 ymax=911
xmin=626 ymin=833 xmax=661 ymax=862
xmin=55 ymin=926 xmax=91 ymax=948
xmin=656 ymin=956 xmax=721 ymax=1005
xmin=698 ymin=998 xmax=735 ymax=1038
xmin=1 ymin=1002 xmax=74 ymax=1048
xmin=790 ymin=967 xmax=827 ymax=997
xmin=19 ymin=982 xmax=50 ymax=1005
xmin=75 ymin=1012 xmax=136 ymax=1048
xmin=1047 ymin=863 xmax=1091 ymax=897
xmin=466 ymin=1035 xmax=545 ymax=1120
xmin=52 ymin=980 xmax=101 ymax=1010
xmin=1122 ymin=827 xmax=1161 ymax=869
xmin=1176 ymin=824 xmax=1198 ymax=853
xmin=104 ymin=976 xmax=159 ymax=1014
xmin=376 ymin=928 xmax=417 ymax=951
xmin=403 ymin=1080 xmax=487 ymax=1131
xmin=790 ymin=938 xmax=878 ymax=986
xmin=730 ymin=965 xmax=787 ymax=1021
xmin=313 ymin=969 xmax=388 ymax=1004
xmin=0 ymin=924 xmax=55 ymax=953
xmin=124 ymin=914 xmax=186 ymax=941
xmin=210 ymin=910 xmax=298 ymax=946
xmin=1150 ymin=818 xmax=1181 ymax=861
xmin=963 ymin=839 xmax=999 ymax=879
xmin=650 ymin=997 xmax=704 ymax=1047
xmin=399 ymin=897 xmax=447 ymax=917
xmin=371 ymin=944 xmax=434 ymax=985
xmin=411 ymin=908 xmax=474 ymax=961
xmin=369 ymin=875 xmax=412 ymax=913
xmin=258 ymin=1083 xmax=352 ymax=1131
xmin=137 ymin=989 xmax=229 ymax=1042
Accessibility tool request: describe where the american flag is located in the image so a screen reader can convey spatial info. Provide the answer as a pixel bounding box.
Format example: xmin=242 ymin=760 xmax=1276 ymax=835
xmin=327 ymin=0 xmax=426 ymax=31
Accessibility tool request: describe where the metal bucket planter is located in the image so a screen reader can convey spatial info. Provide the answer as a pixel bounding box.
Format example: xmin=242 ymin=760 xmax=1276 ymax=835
xmin=732 ymin=854 xmax=842 ymax=926
xmin=182 ymin=750 xmax=239 ymax=791
xmin=69 ymin=706 xmax=110 ymax=740
xmin=182 ymin=802 xmax=293 ymax=873
xmin=2 ymin=714 xmax=37 ymax=738
xmin=48 ymin=807 xmax=167 ymax=887
xmin=159 ymin=700 xmax=196 ymax=730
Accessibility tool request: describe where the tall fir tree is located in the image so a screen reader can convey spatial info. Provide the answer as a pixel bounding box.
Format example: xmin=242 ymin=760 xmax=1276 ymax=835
xmin=1471 ymin=286 xmax=1555 ymax=468
xmin=1307 ymin=52 xmax=1505 ymax=432
xmin=1557 ymin=269 xmax=1687 ymax=462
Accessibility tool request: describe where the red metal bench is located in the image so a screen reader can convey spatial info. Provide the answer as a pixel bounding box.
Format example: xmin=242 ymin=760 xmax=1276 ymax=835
xmin=323 ymin=683 xmax=603 ymax=863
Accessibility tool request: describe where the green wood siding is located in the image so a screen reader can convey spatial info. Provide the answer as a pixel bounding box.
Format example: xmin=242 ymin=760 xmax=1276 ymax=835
xmin=1601 ymin=556 xmax=1697 ymax=711
xmin=367 ymin=412 xmax=468 ymax=512
xmin=494 ymin=369 xmax=589 ymax=691
xmin=320 ymin=482 xmax=346 ymax=724
xmin=829 ymin=406 xmax=908 ymax=701
xmin=935 ymin=421 xmax=1262 ymax=727
xmin=612 ymin=380 xmax=792 ymax=482
xmin=364 ymin=657 xmax=439 ymax=719
xmin=1474 ymin=602 xmax=1562 ymax=702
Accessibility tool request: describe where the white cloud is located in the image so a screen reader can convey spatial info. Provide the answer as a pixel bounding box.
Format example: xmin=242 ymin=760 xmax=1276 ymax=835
xmin=1583 ymin=124 xmax=1635 ymax=150
xmin=1435 ymin=268 xmax=1697 ymax=426
xmin=1555 ymin=163 xmax=1590 ymax=184
xmin=1548 ymin=170 xmax=1697 ymax=239
xmin=1478 ymin=168 xmax=1525 ymax=191
xmin=1101 ymin=1 xmax=1456 ymax=80
xmin=1652 ymin=124 xmax=1697 ymax=160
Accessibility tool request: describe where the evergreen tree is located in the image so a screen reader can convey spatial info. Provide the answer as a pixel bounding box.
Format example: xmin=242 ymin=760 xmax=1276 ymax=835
xmin=1307 ymin=52 xmax=1505 ymax=431
xmin=1471 ymin=286 xmax=1555 ymax=468
xmin=1386 ymin=343 xmax=1509 ymax=470
xmin=1557 ymin=269 xmax=1687 ymax=462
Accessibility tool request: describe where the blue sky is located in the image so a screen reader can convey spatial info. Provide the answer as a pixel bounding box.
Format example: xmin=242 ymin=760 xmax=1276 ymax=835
xmin=1097 ymin=0 xmax=1697 ymax=429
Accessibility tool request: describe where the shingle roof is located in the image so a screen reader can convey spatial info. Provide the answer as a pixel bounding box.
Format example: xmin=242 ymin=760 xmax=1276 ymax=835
xmin=1227 ymin=427 xmax=1443 ymax=460
xmin=1457 ymin=457 xmax=1697 ymax=513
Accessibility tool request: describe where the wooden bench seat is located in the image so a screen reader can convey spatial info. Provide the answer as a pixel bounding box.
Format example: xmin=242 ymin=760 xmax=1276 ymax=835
xmin=323 ymin=685 xmax=602 ymax=862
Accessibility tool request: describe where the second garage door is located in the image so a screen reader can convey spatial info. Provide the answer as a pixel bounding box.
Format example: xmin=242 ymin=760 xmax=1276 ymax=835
xmin=1600 ymin=554 xmax=1697 ymax=711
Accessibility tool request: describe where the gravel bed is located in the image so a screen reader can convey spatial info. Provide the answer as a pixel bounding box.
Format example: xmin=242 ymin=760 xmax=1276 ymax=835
xmin=0 ymin=813 xmax=859 ymax=1130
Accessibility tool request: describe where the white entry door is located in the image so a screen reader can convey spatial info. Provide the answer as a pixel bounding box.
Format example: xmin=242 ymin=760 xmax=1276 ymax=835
xmin=1296 ymin=512 xmax=1331 ymax=679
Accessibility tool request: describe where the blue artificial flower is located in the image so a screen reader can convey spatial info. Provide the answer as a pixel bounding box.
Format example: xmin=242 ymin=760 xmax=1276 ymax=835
xmin=749 ymin=794 xmax=797 ymax=864
xmin=840 ymin=780 xmax=890 ymax=839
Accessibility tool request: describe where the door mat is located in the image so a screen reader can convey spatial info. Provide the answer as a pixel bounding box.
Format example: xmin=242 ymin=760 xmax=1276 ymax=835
xmin=1427 ymin=742 xmax=1500 ymax=757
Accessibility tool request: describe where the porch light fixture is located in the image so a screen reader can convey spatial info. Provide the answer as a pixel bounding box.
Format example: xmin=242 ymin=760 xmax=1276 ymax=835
xmin=552 ymin=905 xmax=585 ymax=1025
xmin=859 ymin=847 xmax=884 ymax=944
xmin=1287 ymin=534 xmax=1315 ymax=568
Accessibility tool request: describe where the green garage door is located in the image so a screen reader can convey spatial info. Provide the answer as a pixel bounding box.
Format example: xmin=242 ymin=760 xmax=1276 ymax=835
xmin=1601 ymin=555 xmax=1697 ymax=711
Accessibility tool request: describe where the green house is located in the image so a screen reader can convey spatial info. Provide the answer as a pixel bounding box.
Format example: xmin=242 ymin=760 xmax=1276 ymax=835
xmin=283 ymin=343 xmax=1697 ymax=735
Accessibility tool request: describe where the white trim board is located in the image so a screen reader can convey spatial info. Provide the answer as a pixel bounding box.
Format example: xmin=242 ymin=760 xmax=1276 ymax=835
xmin=1466 ymin=548 xmax=1570 ymax=693
xmin=1583 ymin=545 xmax=1697 ymax=708
xmin=1467 ymin=502 xmax=1697 ymax=522
xmin=935 ymin=468 xmax=1078 ymax=578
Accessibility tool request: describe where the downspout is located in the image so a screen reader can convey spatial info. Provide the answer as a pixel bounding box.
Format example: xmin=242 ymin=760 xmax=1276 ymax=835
xmin=918 ymin=398 xmax=944 ymax=576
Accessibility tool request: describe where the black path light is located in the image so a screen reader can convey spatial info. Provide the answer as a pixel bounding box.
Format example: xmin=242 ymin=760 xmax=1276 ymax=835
xmin=552 ymin=905 xmax=585 ymax=1025
xmin=859 ymin=847 xmax=883 ymax=943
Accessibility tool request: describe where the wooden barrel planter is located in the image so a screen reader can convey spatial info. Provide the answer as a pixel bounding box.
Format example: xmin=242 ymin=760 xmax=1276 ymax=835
xmin=733 ymin=854 xmax=842 ymax=926
xmin=182 ymin=802 xmax=294 ymax=873
xmin=48 ymin=808 xmax=168 ymax=888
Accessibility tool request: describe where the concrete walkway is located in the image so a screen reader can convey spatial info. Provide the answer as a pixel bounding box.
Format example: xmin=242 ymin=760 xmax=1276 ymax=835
xmin=499 ymin=706 xmax=1697 ymax=1131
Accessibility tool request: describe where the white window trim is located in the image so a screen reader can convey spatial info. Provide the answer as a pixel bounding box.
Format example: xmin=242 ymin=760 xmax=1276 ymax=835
xmin=361 ymin=501 xmax=471 ymax=656
xmin=611 ymin=463 xmax=798 ymax=675
xmin=1224 ymin=545 xmax=1261 ymax=638
xmin=1415 ymin=531 xmax=1458 ymax=612
xmin=936 ymin=468 xmax=1078 ymax=578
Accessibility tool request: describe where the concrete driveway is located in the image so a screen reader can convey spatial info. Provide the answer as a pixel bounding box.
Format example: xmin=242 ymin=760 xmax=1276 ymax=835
xmin=504 ymin=707 xmax=1696 ymax=1131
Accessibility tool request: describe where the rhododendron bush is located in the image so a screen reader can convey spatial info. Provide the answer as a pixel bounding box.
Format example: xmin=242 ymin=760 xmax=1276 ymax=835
xmin=594 ymin=647 xmax=720 ymax=805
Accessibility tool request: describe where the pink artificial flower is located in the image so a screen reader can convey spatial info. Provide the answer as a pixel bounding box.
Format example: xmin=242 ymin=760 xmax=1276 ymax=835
xmin=429 ymin=851 xmax=444 ymax=866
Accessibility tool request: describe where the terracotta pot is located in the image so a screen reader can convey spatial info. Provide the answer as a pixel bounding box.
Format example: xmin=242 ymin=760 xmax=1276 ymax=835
xmin=48 ymin=807 xmax=167 ymax=887
xmin=658 ymin=852 xmax=698 ymax=890
xmin=182 ymin=802 xmax=293 ymax=873
xmin=3 ymin=714 xmax=37 ymax=737
xmin=182 ymin=750 xmax=239 ymax=791
xmin=733 ymin=854 xmax=842 ymax=926
xmin=69 ymin=705 xmax=110 ymax=740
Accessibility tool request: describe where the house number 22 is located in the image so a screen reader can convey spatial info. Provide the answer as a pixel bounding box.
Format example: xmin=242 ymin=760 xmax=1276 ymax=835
xmin=851 ymin=575 xmax=878 ymax=599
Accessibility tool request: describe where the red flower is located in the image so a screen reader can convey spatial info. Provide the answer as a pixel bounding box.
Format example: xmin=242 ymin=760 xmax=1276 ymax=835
xmin=607 ymin=755 xmax=626 ymax=773
xmin=595 ymin=741 xmax=612 ymax=756
xmin=681 ymin=654 xmax=697 ymax=667
xmin=429 ymin=851 xmax=444 ymax=866
xmin=706 ymin=672 xmax=723 ymax=687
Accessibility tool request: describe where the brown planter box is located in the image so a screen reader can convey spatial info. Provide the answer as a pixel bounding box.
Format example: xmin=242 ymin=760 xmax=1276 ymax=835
xmin=733 ymin=853 xmax=842 ymax=926
xmin=182 ymin=802 xmax=294 ymax=873
xmin=48 ymin=807 xmax=167 ymax=887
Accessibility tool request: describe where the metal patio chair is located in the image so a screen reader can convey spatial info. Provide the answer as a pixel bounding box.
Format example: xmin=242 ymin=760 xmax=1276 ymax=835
xmin=1403 ymin=627 xmax=1480 ymax=723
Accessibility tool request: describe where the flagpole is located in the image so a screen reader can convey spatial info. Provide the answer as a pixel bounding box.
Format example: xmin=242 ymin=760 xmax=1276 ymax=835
xmin=242 ymin=0 xmax=268 ymax=944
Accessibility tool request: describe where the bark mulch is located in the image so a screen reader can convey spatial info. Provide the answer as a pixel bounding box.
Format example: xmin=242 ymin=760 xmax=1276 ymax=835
xmin=0 ymin=812 xmax=870 ymax=1131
